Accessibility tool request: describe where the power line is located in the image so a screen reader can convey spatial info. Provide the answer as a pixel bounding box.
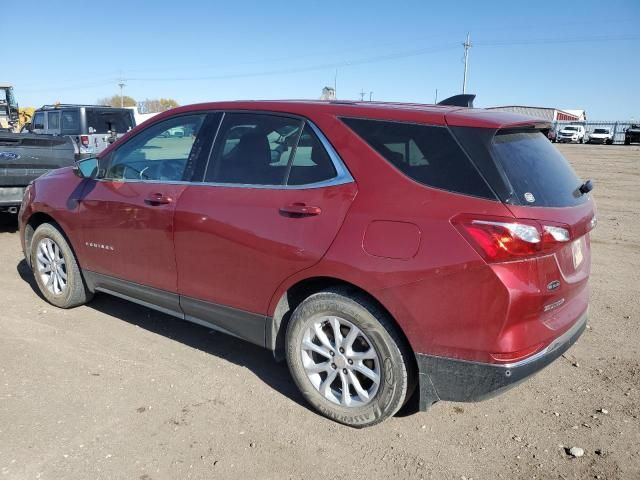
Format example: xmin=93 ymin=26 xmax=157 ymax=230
xmin=126 ymin=43 xmax=460 ymax=82
xmin=89 ymin=18 xmax=640 ymax=77
xmin=475 ymin=33 xmax=639 ymax=47
xmin=17 ymin=32 xmax=640 ymax=94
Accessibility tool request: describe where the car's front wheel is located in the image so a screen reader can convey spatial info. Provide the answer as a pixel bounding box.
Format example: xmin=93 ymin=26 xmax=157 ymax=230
xmin=286 ymin=289 xmax=414 ymax=428
xmin=30 ymin=223 xmax=93 ymax=308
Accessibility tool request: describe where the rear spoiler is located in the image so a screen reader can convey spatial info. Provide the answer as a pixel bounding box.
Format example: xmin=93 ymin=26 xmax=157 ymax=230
xmin=438 ymin=94 xmax=475 ymax=108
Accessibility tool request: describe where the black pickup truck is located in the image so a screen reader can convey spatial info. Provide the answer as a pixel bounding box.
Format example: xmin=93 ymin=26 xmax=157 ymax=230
xmin=625 ymin=124 xmax=640 ymax=145
xmin=0 ymin=132 xmax=76 ymax=213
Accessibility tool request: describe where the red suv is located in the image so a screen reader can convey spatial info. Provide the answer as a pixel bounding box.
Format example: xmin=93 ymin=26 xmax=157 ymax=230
xmin=19 ymin=100 xmax=595 ymax=427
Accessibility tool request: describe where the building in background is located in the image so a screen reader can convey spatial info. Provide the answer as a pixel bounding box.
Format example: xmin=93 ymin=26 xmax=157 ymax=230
xmin=487 ymin=105 xmax=586 ymax=122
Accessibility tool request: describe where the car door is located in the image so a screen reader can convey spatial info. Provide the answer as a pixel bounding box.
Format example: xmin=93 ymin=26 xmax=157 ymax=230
xmin=173 ymin=112 xmax=357 ymax=344
xmin=77 ymin=113 xmax=215 ymax=312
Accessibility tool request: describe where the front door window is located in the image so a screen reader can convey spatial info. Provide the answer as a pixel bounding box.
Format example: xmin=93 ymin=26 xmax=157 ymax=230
xmin=105 ymin=114 xmax=206 ymax=182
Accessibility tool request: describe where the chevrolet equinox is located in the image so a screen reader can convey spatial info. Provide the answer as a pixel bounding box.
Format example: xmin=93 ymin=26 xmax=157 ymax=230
xmin=19 ymin=100 xmax=595 ymax=427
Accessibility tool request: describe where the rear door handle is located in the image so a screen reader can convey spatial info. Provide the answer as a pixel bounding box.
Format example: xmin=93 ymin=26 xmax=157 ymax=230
xmin=144 ymin=193 xmax=173 ymax=206
xmin=279 ymin=203 xmax=321 ymax=216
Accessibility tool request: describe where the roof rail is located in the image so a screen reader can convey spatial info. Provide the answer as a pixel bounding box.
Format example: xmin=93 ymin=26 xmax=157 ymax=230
xmin=437 ymin=94 xmax=475 ymax=108
xmin=38 ymin=104 xmax=117 ymax=110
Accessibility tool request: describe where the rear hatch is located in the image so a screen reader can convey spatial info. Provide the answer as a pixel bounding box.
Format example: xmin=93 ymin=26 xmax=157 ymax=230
xmin=448 ymin=113 xmax=595 ymax=351
xmin=83 ymin=108 xmax=136 ymax=154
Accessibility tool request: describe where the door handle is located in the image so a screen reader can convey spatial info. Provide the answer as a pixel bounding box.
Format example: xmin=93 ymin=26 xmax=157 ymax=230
xmin=279 ymin=203 xmax=321 ymax=216
xmin=144 ymin=193 xmax=173 ymax=206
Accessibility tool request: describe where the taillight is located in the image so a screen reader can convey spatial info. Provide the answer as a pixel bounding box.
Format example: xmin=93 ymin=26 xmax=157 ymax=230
xmin=452 ymin=215 xmax=571 ymax=263
xmin=80 ymin=135 xmax=89 ymax=147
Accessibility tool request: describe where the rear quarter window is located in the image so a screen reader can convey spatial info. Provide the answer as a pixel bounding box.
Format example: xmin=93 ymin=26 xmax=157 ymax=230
xmin=61 ymin=110 xmax=80 ymax=133
xmin=341 ymin=118 xmax=494 ymax=199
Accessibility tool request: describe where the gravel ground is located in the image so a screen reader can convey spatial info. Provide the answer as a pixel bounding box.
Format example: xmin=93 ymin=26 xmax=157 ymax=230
xmin=0 ymin=144 xmax=638 ymax=480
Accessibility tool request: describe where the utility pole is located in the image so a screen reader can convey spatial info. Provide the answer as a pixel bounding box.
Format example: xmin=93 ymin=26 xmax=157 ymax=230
xmin=359 ymin=89 xmax=366 ymax=101
xmin=462 ymin=32 xmax=472 ymax=94
xmin=369 ymin=91 xmax=373 ymax=102
xmin=118 ymin=79 xmax=126 ymax=107
xmin=435 ymin=88 xmax=438 ymax=104
xmin=334 ymin=69 xmax=338 ymax=99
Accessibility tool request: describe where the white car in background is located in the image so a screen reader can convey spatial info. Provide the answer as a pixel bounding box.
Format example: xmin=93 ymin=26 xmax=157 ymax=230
xmin=587 ymin=127 xmax=614 ymax=145
xmin=557 ymin=125 xmax=586 ymax=143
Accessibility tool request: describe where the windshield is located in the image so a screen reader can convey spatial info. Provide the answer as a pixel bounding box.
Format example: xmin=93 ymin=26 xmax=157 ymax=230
xmin=490 ymin=130 xmax=588 ymax=207
xmin=563 ymin=126 xmax=578 ymax=131
xmin=594 ymin=129 xmax=608 ymax=134
xmin=6 ymin=87 xmax=17 ymax=108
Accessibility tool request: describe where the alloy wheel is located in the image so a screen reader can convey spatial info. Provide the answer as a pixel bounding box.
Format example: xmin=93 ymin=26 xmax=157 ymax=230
xmin=36 ymin=238 xmax=68 ymax=295
xmin=301 ymin=316 xmax=381 ymax=407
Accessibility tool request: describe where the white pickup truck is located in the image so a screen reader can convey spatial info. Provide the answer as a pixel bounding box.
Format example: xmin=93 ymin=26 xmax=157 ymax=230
xmin=556 ymin=125 xmax=586 ymax=143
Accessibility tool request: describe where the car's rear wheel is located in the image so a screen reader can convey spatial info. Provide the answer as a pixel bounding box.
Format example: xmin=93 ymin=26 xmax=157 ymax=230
xmin=285 ymin=289 xmax=413 ymax=428
xmin=30 ymin=223 xmax=93 ymax=308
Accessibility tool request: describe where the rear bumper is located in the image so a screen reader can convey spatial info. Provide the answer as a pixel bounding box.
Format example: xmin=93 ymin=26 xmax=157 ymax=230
xmin=0 ymin=186 xmax=26 ymax=209
xmin=415 ymin=309 xmax=587 ymax=410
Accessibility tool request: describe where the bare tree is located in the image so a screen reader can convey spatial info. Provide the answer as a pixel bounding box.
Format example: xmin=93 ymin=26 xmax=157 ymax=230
xmin=97 ymin=95 xmax=137 ymax=107
xmin=139 ymin=98 xmax=179 ymax=113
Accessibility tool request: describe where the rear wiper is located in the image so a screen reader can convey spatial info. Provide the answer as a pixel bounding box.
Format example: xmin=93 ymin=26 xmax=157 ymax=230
xmin=577 ymin=179 xmax=594 ymax=196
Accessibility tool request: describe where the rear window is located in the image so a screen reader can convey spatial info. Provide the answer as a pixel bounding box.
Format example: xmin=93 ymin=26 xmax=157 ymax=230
xmin=490 ymin=130 xmax=587 ymax=207
xmin=86 ymin=109 xmax=134 ymax=134
xmin=341 ymin=118 xmax=494 ymax=199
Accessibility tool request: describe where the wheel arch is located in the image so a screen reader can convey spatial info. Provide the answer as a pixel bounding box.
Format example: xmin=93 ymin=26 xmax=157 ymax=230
xmin=267 ymin=276 xmax=415 ymax=368
xmin=24 ymin=212 xmax=82 ymax=271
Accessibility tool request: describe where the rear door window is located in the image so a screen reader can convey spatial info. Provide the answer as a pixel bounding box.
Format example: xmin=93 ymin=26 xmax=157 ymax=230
xmin=286 ymin=125 xmax=337 ymax=185
xmin=204 ymin=113 xmax=303 ymax=185
xmin=341 ymin=118 xmax=494 ymax=199
xmin=490 ymin=130 xmax=587 ymax=207
xmin=47 ymin=111 xmax=60 ymax=130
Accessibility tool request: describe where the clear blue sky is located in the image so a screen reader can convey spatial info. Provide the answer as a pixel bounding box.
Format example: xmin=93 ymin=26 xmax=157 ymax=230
xmin=8 ymin=0 xmax=640 ymax=119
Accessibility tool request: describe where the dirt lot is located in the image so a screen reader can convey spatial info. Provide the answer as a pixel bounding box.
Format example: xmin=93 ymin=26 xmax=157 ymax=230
xmin=0 ymin=144 xmax=638 ymax=480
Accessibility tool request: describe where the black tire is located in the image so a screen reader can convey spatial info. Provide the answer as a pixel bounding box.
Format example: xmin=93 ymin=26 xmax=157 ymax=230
xmin=285 ymin=288 xmax=414 ymax=428
xmin=625 ymin=138 xmax=631 ymax=145
xmin=30 ymin=223 xmax=93 ymax=308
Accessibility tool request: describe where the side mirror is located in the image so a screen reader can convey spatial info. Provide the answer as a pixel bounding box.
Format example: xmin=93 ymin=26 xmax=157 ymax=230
xmin=73 ymin=157 xmax=99 ymax=179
